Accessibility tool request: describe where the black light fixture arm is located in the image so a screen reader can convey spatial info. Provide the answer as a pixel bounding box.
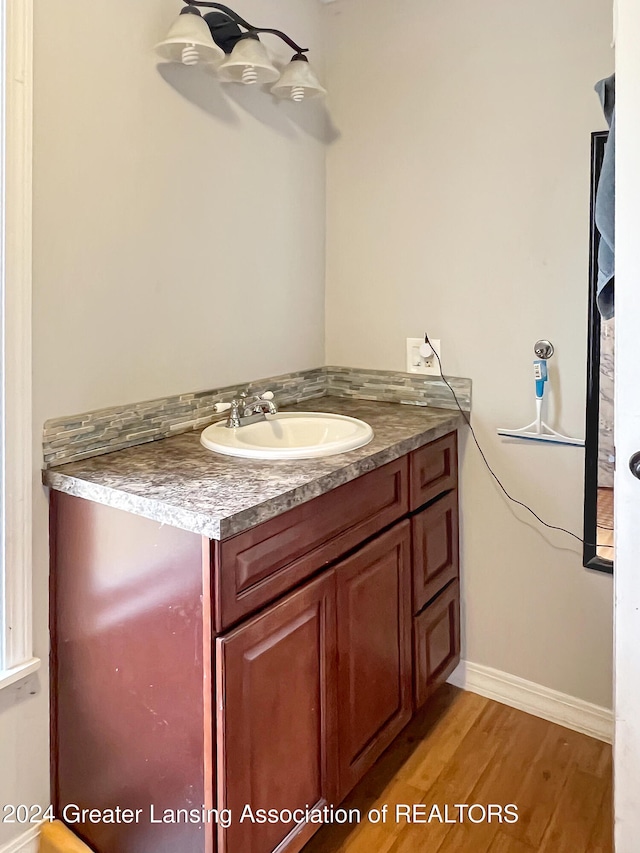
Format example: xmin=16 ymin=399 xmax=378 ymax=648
xmin=182 ymin=0 xmax=309 ymax=54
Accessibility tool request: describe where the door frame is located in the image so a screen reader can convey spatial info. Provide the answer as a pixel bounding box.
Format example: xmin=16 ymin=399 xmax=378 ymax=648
xmin=614 ymin=0 xmax=640 ymax=847
xmin=0 ymin=0 xmax=36 ymax=684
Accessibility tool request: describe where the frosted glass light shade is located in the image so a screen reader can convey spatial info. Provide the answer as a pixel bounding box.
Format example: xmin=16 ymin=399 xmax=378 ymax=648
xmin=271 ymin=56 xmax=327 ymax=102
xmin=218 ymin=36 xmax=280 ymax=85
xmin=155 ymin=11 xmax=225 ymax=66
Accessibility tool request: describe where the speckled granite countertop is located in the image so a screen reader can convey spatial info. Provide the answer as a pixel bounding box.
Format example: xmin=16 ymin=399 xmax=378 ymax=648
xmin=43 ymin=397 xmax=464 ymax=540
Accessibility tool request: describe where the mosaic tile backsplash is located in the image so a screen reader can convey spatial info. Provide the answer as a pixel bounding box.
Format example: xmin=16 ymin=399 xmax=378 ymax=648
xmin=325 ymin=366 xmax=472 ymax=411
xmin=43 ymin=366 xmax=471 ymax=468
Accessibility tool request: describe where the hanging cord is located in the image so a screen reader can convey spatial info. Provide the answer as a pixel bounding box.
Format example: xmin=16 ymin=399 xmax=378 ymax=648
xmin=424 ymin=333 xmax=614 ymax=551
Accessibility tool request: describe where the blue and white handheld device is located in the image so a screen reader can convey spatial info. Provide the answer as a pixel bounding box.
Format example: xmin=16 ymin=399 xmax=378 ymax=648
xmin=497 ymin=342 xmax=584 ymax=447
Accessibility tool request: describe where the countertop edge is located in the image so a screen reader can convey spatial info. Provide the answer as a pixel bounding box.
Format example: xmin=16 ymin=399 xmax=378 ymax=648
xmin=44 ymin=472 xmax=226 ymax=539
xmin=44 ymin=409 xmax=464 ymax=540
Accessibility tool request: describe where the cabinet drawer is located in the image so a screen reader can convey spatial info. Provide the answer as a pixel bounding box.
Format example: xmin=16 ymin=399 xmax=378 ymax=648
xmin=414 ymin=580 xmax=460 ymax=710
xmin=410 ymin=431 xmax=458 ymax=511
xmin=213 ymin=457 xmax=409 ymax=632
xmin=412 ymin=490 xmax=459 ymax=613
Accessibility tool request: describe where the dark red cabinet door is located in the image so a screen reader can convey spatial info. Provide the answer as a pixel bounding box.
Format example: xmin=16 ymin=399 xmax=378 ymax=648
xmin=414 ymin=580 xmax=461 ymax=710
xmin=216 ymin=571 xmax=337 ymax=853
xmin=336 ymin=522 xmax=412 ymax=800
xmin=412 ymin=490 xmax=459 ymax=613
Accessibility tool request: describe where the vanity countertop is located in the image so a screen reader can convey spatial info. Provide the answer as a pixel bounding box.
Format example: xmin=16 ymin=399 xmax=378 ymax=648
xmin=43 ymin=396 xmax=464 ymax=540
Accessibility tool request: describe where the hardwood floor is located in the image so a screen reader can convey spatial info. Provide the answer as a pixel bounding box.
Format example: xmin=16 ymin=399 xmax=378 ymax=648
xmin=303 ymin=686 xmax=612 ymax=853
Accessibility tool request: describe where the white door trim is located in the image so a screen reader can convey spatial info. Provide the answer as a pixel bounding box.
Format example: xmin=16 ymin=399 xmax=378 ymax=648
xmin=614 ymin=0 xmax=640 ymax=848
xmin=0 ymin=0 xmax=36 ymax=676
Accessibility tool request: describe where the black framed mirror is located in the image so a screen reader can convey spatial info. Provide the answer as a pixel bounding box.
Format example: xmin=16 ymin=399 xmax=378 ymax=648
xmin=583 ymin=130 xmax=614 ymax=573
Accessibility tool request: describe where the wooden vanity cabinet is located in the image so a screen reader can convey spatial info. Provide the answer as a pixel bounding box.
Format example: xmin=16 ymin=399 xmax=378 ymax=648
xmin=216 ymin=521 xmax=414 ymax=853
xmin=50 ymin=431 xmax=461 ymax=853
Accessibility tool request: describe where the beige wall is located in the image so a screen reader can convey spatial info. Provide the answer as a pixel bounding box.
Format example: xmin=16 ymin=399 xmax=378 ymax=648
xmin=324 ymin=0 xmax=614 ymax=706
xmin=34 ymin=0 xmax=327 ymax=418
xmin=3 ymin=1 xmax=327 ymax=846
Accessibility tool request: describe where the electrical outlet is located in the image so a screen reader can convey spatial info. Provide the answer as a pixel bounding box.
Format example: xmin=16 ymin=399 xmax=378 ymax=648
xmin=406 ymin=337 xmax=442 ymax=376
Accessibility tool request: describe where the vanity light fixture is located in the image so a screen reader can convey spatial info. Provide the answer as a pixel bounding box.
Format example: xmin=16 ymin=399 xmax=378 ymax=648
xmin=155 ymin=1 xmax=327 ymax=102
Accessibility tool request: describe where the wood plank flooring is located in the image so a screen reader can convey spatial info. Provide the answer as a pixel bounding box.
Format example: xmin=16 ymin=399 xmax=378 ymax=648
xmin=303 ymin=685 xmax=612 ymax=853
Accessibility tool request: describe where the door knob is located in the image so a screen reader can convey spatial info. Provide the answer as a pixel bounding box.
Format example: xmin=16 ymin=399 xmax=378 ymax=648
xmin=630 ymin=452 xmax=640 ymax=479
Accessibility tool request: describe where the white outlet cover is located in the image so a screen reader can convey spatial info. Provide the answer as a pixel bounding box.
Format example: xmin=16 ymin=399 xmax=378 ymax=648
xmin=406 ymin=338 xmax=442 ymax=376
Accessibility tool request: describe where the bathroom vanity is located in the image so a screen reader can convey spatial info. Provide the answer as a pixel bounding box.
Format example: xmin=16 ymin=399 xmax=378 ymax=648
xmin=47 ymin=398 xmax=462 ymax=853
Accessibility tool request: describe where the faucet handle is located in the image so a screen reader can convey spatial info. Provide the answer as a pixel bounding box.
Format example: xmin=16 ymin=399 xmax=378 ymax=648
xmin=240 ymin=389 xmax=275 ymax=403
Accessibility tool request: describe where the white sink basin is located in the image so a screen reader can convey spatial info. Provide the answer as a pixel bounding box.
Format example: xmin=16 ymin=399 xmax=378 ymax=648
xmin=200 ymin=412 xmax=374 ymax=460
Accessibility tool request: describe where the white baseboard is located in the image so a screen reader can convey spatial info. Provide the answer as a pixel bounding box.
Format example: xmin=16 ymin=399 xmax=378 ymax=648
xmin=448 ymin=660 xmax=614 ymax=744
xmin=0 ymin=825 xmax=40 ymax=853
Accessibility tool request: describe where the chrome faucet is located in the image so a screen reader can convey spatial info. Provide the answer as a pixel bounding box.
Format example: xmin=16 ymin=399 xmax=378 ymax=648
xmin=225 ymin=391 xmax=278 ymax=428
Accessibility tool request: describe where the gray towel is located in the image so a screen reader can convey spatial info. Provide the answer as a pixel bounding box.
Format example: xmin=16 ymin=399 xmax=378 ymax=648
xmin=594 ymin=74 xmax=615 ymax=320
